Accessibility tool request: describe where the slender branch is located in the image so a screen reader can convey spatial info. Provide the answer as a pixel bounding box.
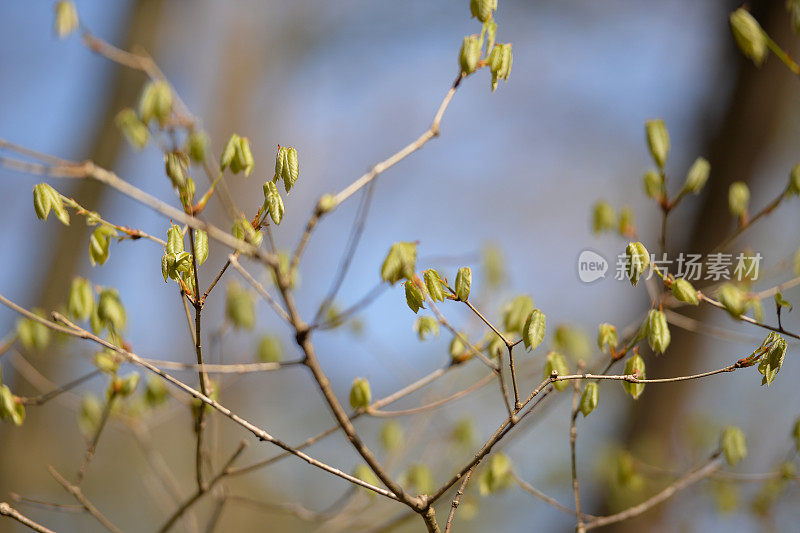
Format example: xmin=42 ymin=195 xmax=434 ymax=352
xmin=139 ymin=358 xmax=304 ymax=373
xmin=228 ymin=255 xmax=291 ymax=323
xmin=712 ymin=186 xmax=788 ymax=253
xmin=48 ymin=466 xmax=123 ymax=533
xmin=367 ymin=371 xmax=495 ymax=417
xmin=512 ymin=471 xmax=595 ymax=519
xmin=75 ymin=391 xmax=117 ymax=484
xmin=17 ymin=369 xmax=102 ymax=405
xmin=569 ymin=380 xmax=584 ymax=533
xmin=444 ymin=466 xmax=474 ymax=533
xmin=0 ymin=502 xmax=57 ymax=533
xmin=583 ymin=455 xmax=723 ymax=530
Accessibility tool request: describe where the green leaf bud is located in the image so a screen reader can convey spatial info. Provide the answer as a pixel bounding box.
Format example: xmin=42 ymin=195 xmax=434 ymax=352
xmin=115 ymin=108 xmax=149 ymax=150
xmin=144 ymin=376 xmax=168 ymax=408
xmin=164 ymin=151 xmax=188 ymax=188
xmin=380 ymin=242 xmax=417 ymax=284
xmin=544 ymin=351 xmax=569 ymax=391
xmin=413 ymin=316 xmax=439 ymax=340
xmin=220 ymin=133 xmax=239 ymax=171
xmin=424 ymin=269 xmax=446 ymax=302
xmin=622 ymin=353 xmax=645 ymax=399
xmin=0 ymin=385 xmax=24 ymax=426
xmin=186 ymin=130 xmax=209 ymax=162
xmin=625 ymin=241 xmax=650 ymax=287
xmin=592 ymin=201 xmax=616 ymax=234
xmin=522 ymin=309 xmax=546 ymax=351
xmin=225 ymin=282 xmax=255 ymax=330
xmin=728 ymin=181 xmax=750 ymax=217
xmin=166 ymin=224 xmax=185 ymax=255
xmin=721 ymin=426 xmax=747 ymax=466
xmin=645 ymin=119 xmax=670 ymax=169
xmin=450 ymin=333 xmax=469 ymax=364
xmin=54 ymin=1 xmax=79 ymax=39
xmin=671 ymin=278 xmax=699 ymax=305
xmin=579 ymin=382 xmax=599 ymax=417
xmin=470 ymin=0 xmax=497 ymax=23
xmin=317 ymin=193 xmax=337 ymax=214
xmin=597 ymin=323 xmax=618 ymax=353
xmin=275 ymin=146 xmax=300 ymax=193
xmin=618 ymin=206 xmax=635 ymax=237
xmin=349 ymin=377 xmax=371 ymax=410
xmin=404 ymin=279 xmax=426 ymax=314
xmin=193 ymin=229 xmax=209 ymax=266
xmin=503 ymin=295 xmax=534 ymax=334
xmin=683 ymin=157 xmax=710 ymax=194
xmin=231 ymin=136 xmax=254 ymax=176
xmin=118 ymin=372 xmax=140 ymax=396
xmin=67 ymin=277 xmax=94 ymax=321
xmin=97 ymin=288 xmax=126 ymax=332
xmin=454 ymin=266 xmax=472 ymax=301
xmin=33 ymin=183 xmax=69 ymax=225
xmin=263 ymin=181 xmax=285 ymax=226
xmin=256 ymin=335 xmax=283 ymax=363
xmin=645 ymin=309 xmax=670 ymax=354
xmin=231 ymin=216 xmax=263 ymax=247
xmin=138 ymin=80 xmax=172 ymax=127
xmin=16 ymin=311 xmax=51 ymax=352
xmin=774 ymin=291 xmax=792 ymax=311
xmin=478 ymin=453 xmax=513 ymax=495
xmin=729 ymin=8 xmax=767 ymax=67
xmin=488 ymin=43 xmax=512 ymax=91
xmin=89 ymin=226 xmax=118 ymax=267
xmin=643 ymin=170 xmax=662 ymax=200
xmin=757 ymin=333 xmax=787 ymax=386
xmin=459 ymin=35 xmax=481 ymax=75
xmin=717 ymin=283 xmax=747 ymax=317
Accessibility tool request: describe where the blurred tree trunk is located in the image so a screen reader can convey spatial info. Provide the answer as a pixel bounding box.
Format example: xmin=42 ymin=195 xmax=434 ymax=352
xmin=606 ymin=1 xmax=795 ymax=529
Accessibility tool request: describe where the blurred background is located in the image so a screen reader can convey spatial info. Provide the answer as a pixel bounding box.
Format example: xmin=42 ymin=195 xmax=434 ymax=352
xmin=1 ymin=0 xmax=799 ymax=531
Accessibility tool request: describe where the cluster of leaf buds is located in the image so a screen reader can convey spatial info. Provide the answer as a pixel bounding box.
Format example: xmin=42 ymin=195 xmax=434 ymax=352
xmin=470 ymin=0 xmax=497 ymax=23
xmin=488 ymin=43 xmax=512 ymax=92
xmin=139 ymin=80 xmax=173 ymax=127
xmin=220 ymin=134 xmax=255 ymax=176
xmin=274 ymin=145 xmax=299 ymax=192
xmin=161 ymin=224 xmax=192 ymax=286
xmin=33 ymin=183 xmax=70 ymax=225
xmin=231 ymin=215 xmax=263 ymax=246
xmin=115 ymin=108 xmax=149 ymax=150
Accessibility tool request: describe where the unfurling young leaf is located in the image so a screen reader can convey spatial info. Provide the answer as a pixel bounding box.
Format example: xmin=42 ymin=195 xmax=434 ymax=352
xmin=380 ymin=242 xmax=417 ymax=284
xmin=33 ymin=183 xmax=69 ymax=225
xmin=274 ymin=146 xmax=300 ymax=193
xmin=544 ymin=352 xmax=569 ymax=392
xmin=97 ymin=288 xmax=126 ymax=332
xmin=231 ymin=216 xmax=263 ymax=247
xmin=380 ymin=420 xmax=404 ymax=453
xmin=478 ymin=453 xmax=513 ymax=495
xmin=622 ymin=353 xmax=645 ymax=399
xmin=423 ymin=269 xmax=445 ymax=302
xmin=186 ymin=130 xmax=209 ymax=162
xmin=413 ymin=316 xmax=439 ymax=340
xmin=115 ymin=108 xmax=149 ymax=150
xmin=728 ymin=182 xmax=750 ymax=217
xmin=502 ymin=295 xmax=534 ymax=334
xmin=579 ymin=382 xmax=599 ymax=417
xmin=166 ymin=224 xmax=185 ymax=255
xmin=459 ymin=35 xmax=481 ymax=75
xmin=645 ymin=119 xmax=670 ymax=169
xmin=67 ymin=277 xmax=94 ymax=321
xmin=54 ymin=1 xmax=79 ymax=39
xmin=263 ymin=181 xmax=285 ymax=226
xmin=220 ymin=133 xmax=239 ymax=171
xmin=757 ymin=333 xmax=787 ymax=386
xmin=683 ymin=157 xmax=710 ymax=194
xmin=193 ymin=229 xmax=209 ymax=266
xmin=717 ymin=283 xmax=748 ymax=318
xmin=256 ymin=335 xmax=283 ymax=363
xmin=16 ymin=312 xmax=51 ymax=352
xmin=488 ymin=43 xmax=512 ymax=91
xmin=454 ymin=267 xmax=472 ymax=301
xmin=470 ymin=0 xmax=497 ymax=23
xmin=671 ymin=278 xmax=699 ymax=305
xmin=225 ymin=282 xmax=255 ymax=330
xmin=643 ymin=170 xmax=662 ymax=200
xmin=89 ymin=226 xmax=118 ymax=266
xmin=404 ymin=279 xmax=426 ymax=314
xmin=625 ymin=241 xmax=650 ymax=287
xmin=721 ymin=426 xmax=747 ymax=466
xmin=645 ymin=309 xmax=670 ymax=354
xmin=774 ymin=291 xmax=792 ymax=312
xmin=138 ymin=80 xmax=172 ymax=127
xmin=230 ymin=136 xmax=254 ymax=176
xmin=592 ymin=201 xmax=616 ymax=234
xmin=522 ymin=309 xmax=546 ymax=351
xmin=0 ymin=385 xmax=25 ymax=426
xmin=729 ymin=8 xmax=768 ymax=67
xmin=349 ymin=377 xmax=371 ymax=410
xmin=597 ymin=323 xmax=618 ymax=353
